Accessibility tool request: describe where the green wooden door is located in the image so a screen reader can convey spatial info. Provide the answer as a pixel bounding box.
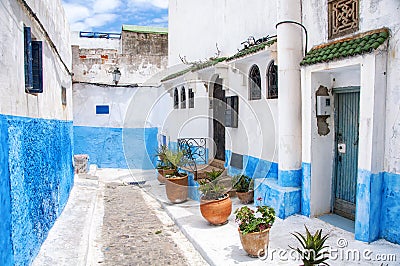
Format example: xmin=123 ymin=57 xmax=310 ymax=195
xmin=333 ymin=87 xmax=360 ymax=220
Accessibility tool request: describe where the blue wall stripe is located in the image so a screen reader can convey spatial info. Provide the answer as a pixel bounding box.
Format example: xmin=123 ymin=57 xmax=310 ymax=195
xmin=74 ymin=126 xmax=158 ymax=170
xmin=1 ymin=114 xmax=74 ymax=265
xmin=0 ymin=115 xmax=13 ymax=265
xmin=380 ymin=172 xmax=400 ymax=244
xmin=301 ymin=162 xmax=311 ymax=217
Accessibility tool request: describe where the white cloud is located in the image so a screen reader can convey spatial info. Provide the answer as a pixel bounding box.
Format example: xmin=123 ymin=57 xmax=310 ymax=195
xmin=93 ymin=0 xmax=122 ymax=14
xmin=63 ymin=3 xmax=90 ymax=24
xmin=62 ymin=0 xmax=168 ymax=31
xmin=152 ymin=15 xmax=168 ymax=24
xmin=128 ymin=0 xmax=168 ymax=9
xmin=85 ymin=13 xmax=117 ymax=28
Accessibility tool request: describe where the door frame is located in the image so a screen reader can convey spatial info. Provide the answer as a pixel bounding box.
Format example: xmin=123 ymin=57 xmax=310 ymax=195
xmin=211 ymin=77 xmax=226 ymax=161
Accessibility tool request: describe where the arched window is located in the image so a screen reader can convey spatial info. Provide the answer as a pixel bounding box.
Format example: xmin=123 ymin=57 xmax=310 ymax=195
xmin=249 ymin=65 xmax=261 ymax=100
xmin=173 ymin=88 xmax=178 ymax=109
xmin=181 ymin=86 xmax=186 ymax=108
xmin=267 ymin=60 xmax=278 ymax=99
xmin=188 ymin=88 xmax=194 ymax=108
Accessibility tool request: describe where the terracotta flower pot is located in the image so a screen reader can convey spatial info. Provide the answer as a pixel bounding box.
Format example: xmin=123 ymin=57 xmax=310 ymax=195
xmin=200 ymin=195 xmax=232 ymax=225
xmin=237 ymin=190 xmax=254 ymax=204
xmin=228 ymin=188 xmax=237 ymax=198
xmin=239 ymin=228 xmax=270 ymax=257
xmin=165 ymin=174 xmax=188 ymax=203
xmin=157 ymin=168 xmax=174 ymax=184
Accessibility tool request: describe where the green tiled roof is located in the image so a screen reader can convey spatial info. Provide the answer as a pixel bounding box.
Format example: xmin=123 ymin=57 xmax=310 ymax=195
xmin=122 ymin=25 xmax=168 ymax=34
xmin=161 ymin=67 xmax=192 ymax=82
xmin=191 ymin=57 xmax=227 ymax=71
xmin=161 ymin=57 xmax=227 ymax=82
xmin=161 ymin=38 xmax=276 ymax=82
xmin=226 ymin=38 xmax=277 ymax=61
xmin=301 ymin=28 xmax=389 ymax=66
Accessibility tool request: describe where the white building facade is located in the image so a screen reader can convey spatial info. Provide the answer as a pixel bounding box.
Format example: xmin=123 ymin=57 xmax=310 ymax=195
xmin=0 ymin=0 xmax=74 ymax=264
xmin=72 ymin=26 xmax=169 ymax=170
xmin=161 ymin=0 xmax=400 ymax=244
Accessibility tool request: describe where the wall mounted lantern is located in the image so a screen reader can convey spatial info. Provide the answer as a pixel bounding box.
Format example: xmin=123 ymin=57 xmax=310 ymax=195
xmin=112 ymin=67 xmax=121 ymax=85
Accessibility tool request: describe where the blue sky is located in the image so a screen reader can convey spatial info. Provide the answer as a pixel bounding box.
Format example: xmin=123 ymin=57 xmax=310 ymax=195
xmin=62 ymin=0 xmax=168 ymax=33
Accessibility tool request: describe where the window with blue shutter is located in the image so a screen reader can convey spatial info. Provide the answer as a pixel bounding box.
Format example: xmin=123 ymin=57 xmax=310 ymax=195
xmin=31 ymin=41 xmax=43 ymax=93
xmin=24 ymin=27 xmax=33 ymax=91
xmin=24 ymin=27 xmax=43 ymax=93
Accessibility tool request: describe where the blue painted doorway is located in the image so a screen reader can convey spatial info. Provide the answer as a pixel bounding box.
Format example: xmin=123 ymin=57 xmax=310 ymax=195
xmin=333 ymin=87 xmax=360 ymax=220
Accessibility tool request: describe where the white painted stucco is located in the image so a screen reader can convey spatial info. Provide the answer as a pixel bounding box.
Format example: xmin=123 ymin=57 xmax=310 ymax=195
xmin=302 ymin=0 xmax=400 ymax=174
xmin=301 ymin=47 xmax=391 ymax=216
xmin=73 ymin=84 xmax=166 ymax=129
xmin=168 ymin=0 xmax=277 ymax=66
xmin=0 ymin=0 xmax=72 ymax=120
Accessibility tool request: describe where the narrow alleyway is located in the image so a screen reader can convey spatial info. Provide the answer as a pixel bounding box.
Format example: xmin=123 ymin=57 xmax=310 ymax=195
xmin=101 ymin=182 xmax=204 ymax=265
xmin=32 ymin=170 xmax=207 ymax=266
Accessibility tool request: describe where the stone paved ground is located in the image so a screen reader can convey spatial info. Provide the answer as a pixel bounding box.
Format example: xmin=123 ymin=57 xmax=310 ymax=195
xmin=100 ymin=182 xmax=207 ymax=266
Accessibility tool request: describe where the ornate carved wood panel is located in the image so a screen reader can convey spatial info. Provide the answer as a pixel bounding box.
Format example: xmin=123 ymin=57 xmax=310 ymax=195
xmin=328 ymin=0 xmax=359 ymax=39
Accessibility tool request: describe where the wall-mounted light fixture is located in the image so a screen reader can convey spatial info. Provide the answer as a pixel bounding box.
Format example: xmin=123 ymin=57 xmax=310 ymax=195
xmin=112 ymin=67 xmax=121 ymax=85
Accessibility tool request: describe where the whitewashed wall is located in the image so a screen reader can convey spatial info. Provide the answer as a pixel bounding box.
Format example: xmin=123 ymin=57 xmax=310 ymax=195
xmin=73 ymin=84 xmax=166 ymax=129
xmin=223 ymin=52 xmax=279 ymax=163
xmin=161 ymin=78 xmax=209 ymax=141
xmin=168 ymin=0 xmax=277 ymax=66
xmin=0 ymin=0 xmax=72 ymax=120
xmin=302 ymin=0 xmax=400 ymax=174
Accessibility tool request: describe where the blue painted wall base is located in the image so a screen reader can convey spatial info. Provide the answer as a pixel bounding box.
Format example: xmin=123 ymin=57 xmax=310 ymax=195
xmin=254 ymin=178 xmax=301 ymax=219
xmin=380 ymin=172 xmax=400 ymax=244
xmin=301 ymin=163 xmax=311 ymax=217
xmin=74 ymin=126 xmax=158 ymax=169
xmin=355 ymin=169 xmax=382 ymax=242
xmin=278 ymin=168 xmax=302 ymax=187
xmin=0 ymin=114 xmax=74 ymax=265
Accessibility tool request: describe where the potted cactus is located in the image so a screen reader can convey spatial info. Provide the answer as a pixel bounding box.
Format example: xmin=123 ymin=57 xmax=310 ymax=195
xmin=233 ymin=175 xmax=254 ymax=204
xmin=164 ymin=149 xmax=189 ymax=203
xmin=198 ymin=169 xmax=232 ymax=225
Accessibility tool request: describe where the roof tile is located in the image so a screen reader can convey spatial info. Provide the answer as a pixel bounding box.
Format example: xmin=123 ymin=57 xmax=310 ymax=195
xmin=301 ymin=28 xmax=389 ymax=66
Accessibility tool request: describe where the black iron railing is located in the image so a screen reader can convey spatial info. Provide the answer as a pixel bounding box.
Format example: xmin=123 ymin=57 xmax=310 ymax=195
xmin=177 ymin=138 xmax=207 ymax=180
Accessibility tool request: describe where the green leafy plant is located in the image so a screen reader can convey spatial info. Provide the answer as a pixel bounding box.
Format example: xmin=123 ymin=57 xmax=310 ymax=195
xmin=205 ymin=169 xmax=223 ymax=181
xmin=164 ymin=149 xmax=187 ymax=177
xmin=155 ymin=145 xmax=172 ymax=169
xmin=234 ymin=205 xmax=275 ymax=235
xmin=198 ymin=169 xmax=226 ymax=200
xmin=289 ymin=226 xmax=330 ymax=266
xmin=232 ymin=175 xmax=254 ymax=192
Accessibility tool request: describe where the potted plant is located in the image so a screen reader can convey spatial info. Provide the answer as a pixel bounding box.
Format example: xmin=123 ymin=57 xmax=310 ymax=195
xmin=289 ymin=226 xmax=330 ymax=266
xmin=234 ymin=205 xmax=275 ymax=257
xmin=233 ymin=175 xmax=254 ymax=204
xmin=199 ymin=169 xmax=232 ymax=225
xmin=164 ymin=149 xmax=189 ymax=203
xmin=155 ymin=145 xmax=174 ymax=184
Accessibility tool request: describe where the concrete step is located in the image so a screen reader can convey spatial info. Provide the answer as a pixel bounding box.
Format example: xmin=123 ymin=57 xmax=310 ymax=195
xmin=209 ymin=159 xmax=225 ymax=169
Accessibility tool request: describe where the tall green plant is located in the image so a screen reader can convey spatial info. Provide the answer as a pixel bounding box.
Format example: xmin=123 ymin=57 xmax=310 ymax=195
xmin=289 ymin=226 xmax=330 ymax=266
xmin=155 ymin=145 xmax=171 ymax=169
xmin=199 ymin=169 xmax=225 ymax=200
xmin=164 ymin=150 xmax=187 ymax=176
xmin=233 ymin=175 xmax=253 ymax=192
